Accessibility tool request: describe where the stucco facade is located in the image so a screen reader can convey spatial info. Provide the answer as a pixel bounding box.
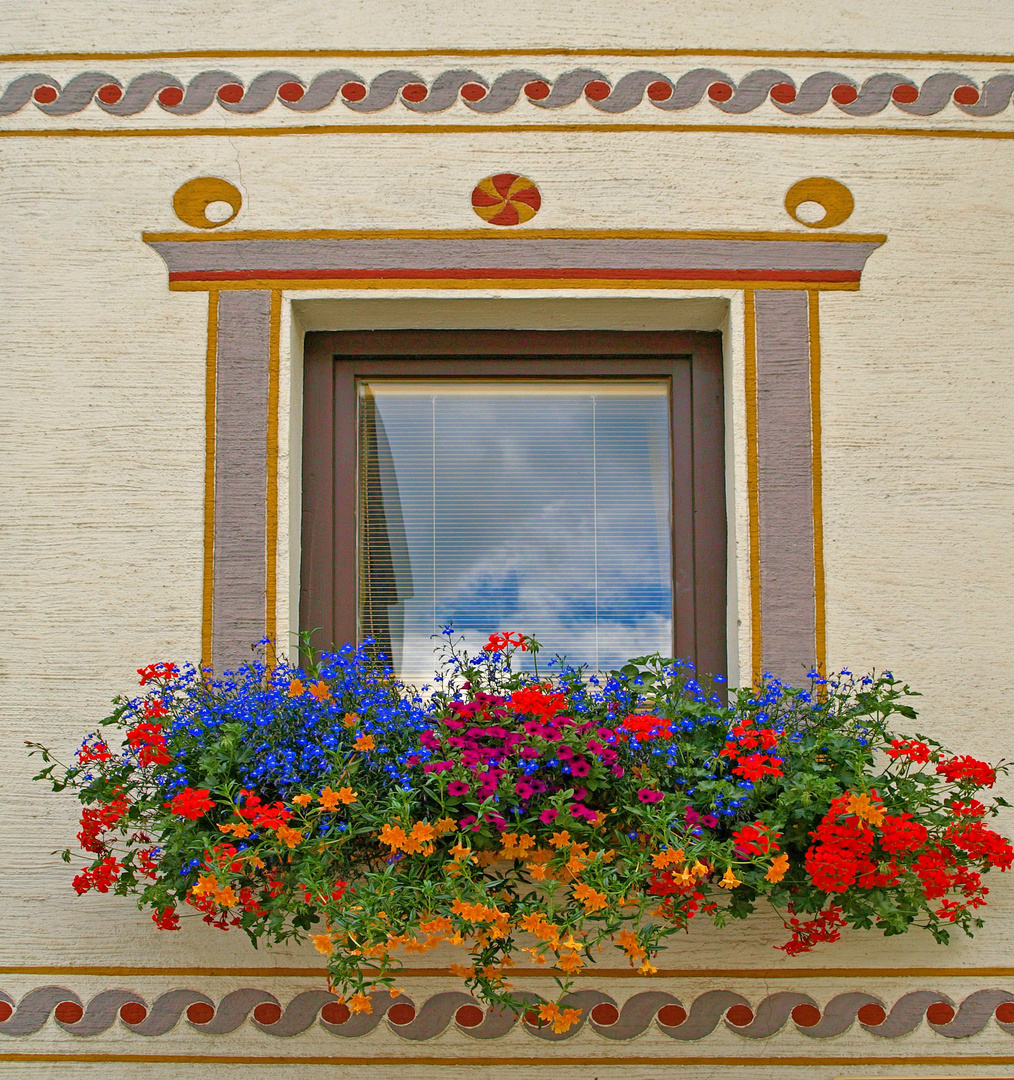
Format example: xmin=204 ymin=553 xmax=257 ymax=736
xmin=3 ymin=2 xmax=1014 ymax=1076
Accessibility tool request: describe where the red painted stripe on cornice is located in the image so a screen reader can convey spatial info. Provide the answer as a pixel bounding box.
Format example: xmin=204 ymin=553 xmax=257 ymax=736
xmin=168 ymin=267 xmax=861 ymax=283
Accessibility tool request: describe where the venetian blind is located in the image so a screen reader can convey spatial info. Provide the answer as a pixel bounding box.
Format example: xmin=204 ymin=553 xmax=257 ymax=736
xmin=358 ymin=379 xmax=672 ymax=680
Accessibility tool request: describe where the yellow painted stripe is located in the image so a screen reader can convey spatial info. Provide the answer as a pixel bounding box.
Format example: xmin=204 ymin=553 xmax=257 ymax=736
xmin=5 ymin=47 xmax=1014 ymax=62
xmin=265 ymin=290 xmax=281 ymax=660
xmin=143 ymin=227 xmax=888 ymax=244
xmin=743 ymin=290 xmax=762 ymax=688
xmin=5 ymin=964 xmax=1008 ymax=978
xmin=201 ymin=291 xmax=218 ymax=670
xmin=4 ymin=122 xmax=1014 ymax=140
xmin=1 ymin=1053 xmax=1012 ymax=1067
xmin=808 ymin=290 xmax=827 ymax=678
xmin=166 ymin=278 xmax=861 ymax=293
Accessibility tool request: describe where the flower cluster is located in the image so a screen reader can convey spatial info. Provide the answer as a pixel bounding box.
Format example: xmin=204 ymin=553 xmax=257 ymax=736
xmin=29 ymin=633 xmax=1012 ymax=1030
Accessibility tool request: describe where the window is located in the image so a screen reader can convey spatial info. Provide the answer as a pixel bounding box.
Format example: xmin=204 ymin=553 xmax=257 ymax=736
xmin=301 ymin=330 xmax=726 ymax=680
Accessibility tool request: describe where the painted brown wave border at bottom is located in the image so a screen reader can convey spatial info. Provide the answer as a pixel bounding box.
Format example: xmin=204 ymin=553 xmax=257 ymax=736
xmin=2 ymin=986 xmax=1014 ymax=1041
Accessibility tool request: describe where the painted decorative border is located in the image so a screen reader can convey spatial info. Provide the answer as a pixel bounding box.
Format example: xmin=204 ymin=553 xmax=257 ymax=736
xmin=2 ymin=68 xmax=1014 ymax=118
xmin=2 ymin=985 xmax=1014 ymax=1040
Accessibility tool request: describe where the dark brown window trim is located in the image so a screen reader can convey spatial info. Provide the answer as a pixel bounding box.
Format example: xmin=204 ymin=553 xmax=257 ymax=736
xmin=301 ymin=329 xmax=726 ymax=678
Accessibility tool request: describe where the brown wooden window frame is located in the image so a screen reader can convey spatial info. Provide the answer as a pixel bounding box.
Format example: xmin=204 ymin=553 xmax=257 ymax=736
xmin=300 ymin=329 xmax=727 ymax=678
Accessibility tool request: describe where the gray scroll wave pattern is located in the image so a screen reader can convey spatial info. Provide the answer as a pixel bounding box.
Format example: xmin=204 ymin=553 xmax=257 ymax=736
xmin=1 ymin=68 xmax=1014 ymax=117
xmin=2 ymin=985 xmax=1014 ymax=1040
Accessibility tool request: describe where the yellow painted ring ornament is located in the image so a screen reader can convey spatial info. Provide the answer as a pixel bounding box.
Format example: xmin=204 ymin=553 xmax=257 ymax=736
xmin=784 ymin=177 xmax=854 ymax=229
xmin=172 ymin=177 xmax=242 ymax=230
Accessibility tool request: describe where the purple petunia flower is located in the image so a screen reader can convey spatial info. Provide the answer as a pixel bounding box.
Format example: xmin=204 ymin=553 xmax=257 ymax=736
xmin=638 ymin=788 xmax=664 ymax=804
xmin=539 ymin=808 xmax=559 ymax=824
xmin=447 ymin=780 xmax=470 ymax=797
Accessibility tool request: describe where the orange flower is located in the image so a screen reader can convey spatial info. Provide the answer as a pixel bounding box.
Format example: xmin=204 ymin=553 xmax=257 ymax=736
xmin=310 ymin=933 xmax=333 ymax=955
xmin=379 ymin=824 xmax=408 ymax=850
xmin=526 ymin=862 xmax=550 ymax=881
xmin=765 ymin=853 xmax=790 ymax=883
xmin=287 ymin=678 xmax=304 ymax=698
xmin=337 ymin=787 xmax=358 ymax=805
xmin=434 ymin=817 xmax=457 ymax=835
xmin=308 ymin=680 xmax=331 ymax=702
xmin=537 ymin=1002 xmax=583 ymax=1034
xmin=549 ymin=830 xmax=571 ymax=849
xmin=209 ymin=884 xmax=235 ymax=908
xmin=652 ymin=847 xmax=685 ymax=870
xmin=348 ymin=993 xmax=373 ymax=1015
xmin=354 ymin=733 xmax=375 ymax=752
xmin=448 ymin=963 xmax=473 ymax=978
xmin=556 ymin=951 xmax=584 ymax=974
xmin=342 ymin=712 xmax=359 ymax=728
xmin=218 ymin=822 xmax=250 ymax=838
xmin=845 ymin=790 xmax=886 ymax=828
xmin=275 ymin=824 xmax=303 ymax=849
xmin=572 ymin=882 xmax=608 ymax=912
xmin=319 ymin=786 xmax=341 ymax=811
xmin=191 ymin=873 xmax=219 ymax=898
xmin=291 ymin=793 xmax=313 ymax=808
xmin=718 ymin=867 xmax=741 ymax=889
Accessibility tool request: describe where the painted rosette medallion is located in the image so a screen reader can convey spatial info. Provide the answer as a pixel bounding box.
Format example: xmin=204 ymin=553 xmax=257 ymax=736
xmin=471 ymin=174 xmax=541 ymax=226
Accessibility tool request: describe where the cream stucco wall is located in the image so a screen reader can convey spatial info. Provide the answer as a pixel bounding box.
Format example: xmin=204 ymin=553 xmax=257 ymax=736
xmin=3 ymin=3 xmax=1014 ymax=1076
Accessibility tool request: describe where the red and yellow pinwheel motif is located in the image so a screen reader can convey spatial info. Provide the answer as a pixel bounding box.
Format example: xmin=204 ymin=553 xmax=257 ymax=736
xmin=471 ymin=173 xmax=541 ymax=226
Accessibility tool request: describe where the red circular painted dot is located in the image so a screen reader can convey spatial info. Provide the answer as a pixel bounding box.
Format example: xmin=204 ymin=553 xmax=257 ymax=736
xmin=278 ymin=81 xmax=305 ymax=102
xmin=55 ymin=1001 xmax=84 ymax=1024
xmin=401 ymin=82 xmax=428 ymax=103
xmin=158 ymin=86 xmax=184 ymax=107
xmin=461 ymin=82 xmax=487 ymax=102
xmin=387 ymin=1003 xmax=416 ymax=1025
xmin=524 ymin=1009 xmax=542 ymax=1025
xmin=584 ymin=79 xmax=611 ymax=101
xmin=455 ymin=1004 xmax=485 ymax=1027
xmin=321 ymin=1001 xmax=350 ymax=1024
xmin=892 ymin=83 xmax=919 ymax=104
xmin=33 ymin=85 xmax=58 ymax=104
xmin=857 ymin=1003 xmax=887 ymax=1026
xmin=657 ymin=1004 xmax=687 ymax=1027
xmin=186 ymin=1002 xmax=215 ymax=1025
xmin=524 ymin=80 xmax=551 ymax=100
xmin=253 ymin=1002 xmax=282 ymax=1025
xmin=708 ymin=81 xmax=733 ymax=102
xmin=831 ymin=83 xmax=858 ymax=105
xmin=0 ymin=1002 xmax=12 ymax=1022
xmin=926 ymin=1001 xmax=955 ymax=1025
xmin=791 ymin=1003 xmax=821 ymax=1028
xmin=590 ymin=1002 xmax=619 ymax=1026
xmin=770 ymin=82 xmax=797 ymax=104
xmin=217 ymin=83 xmax=244 ymax=104
xmin=340 ymin=82 xmax=367 ymax=102
xmin=726 ymin=1005 xmax=754 ymax=1027
xmin=954 ymin=84 xmax=980 ymax=106
xmin=97 ymin=83 xmax=122 ymax=104
xmin=996 ymin=1002 xmax=1014 ymax=1024
xmin=647 ymin=80 xmax=673 ymax=101
xmin=119 ymin=1002 xmax=147 ymax=1025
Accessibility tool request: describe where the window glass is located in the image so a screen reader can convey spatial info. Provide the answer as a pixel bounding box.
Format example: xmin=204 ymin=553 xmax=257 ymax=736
xmin=358 ymin=380 xmax=672 ymax=678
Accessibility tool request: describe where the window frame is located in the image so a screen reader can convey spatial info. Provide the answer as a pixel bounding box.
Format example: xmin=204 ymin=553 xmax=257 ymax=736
xmin=301 ymin=329 xmax=726 ymax=677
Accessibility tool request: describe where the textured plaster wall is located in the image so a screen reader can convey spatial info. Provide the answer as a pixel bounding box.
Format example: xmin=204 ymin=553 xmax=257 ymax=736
xmin=3 ymin=2 xmax=1014 ymax=1075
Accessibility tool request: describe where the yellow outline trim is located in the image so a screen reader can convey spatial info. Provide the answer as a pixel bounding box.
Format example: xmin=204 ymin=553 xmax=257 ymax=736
xmin=3 ymin=964 xmax=1010 ymax=978
xmin=265 ymin=291 xmax=281 ymax=660
xmin=5 ymin=122 xmax=1014 ymax=139
xmin=809 ymin=290 xmax=827 ymax=677
xmin=743 ymin=290 xmax=762 ymax=688
xmin=6 ymin=47 xmax=1014 ymax=62
xmin=201 ymin=291 xmax=218 ymax=670
xmin=1 ymin=1053 xmax=1012 ymax=1067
